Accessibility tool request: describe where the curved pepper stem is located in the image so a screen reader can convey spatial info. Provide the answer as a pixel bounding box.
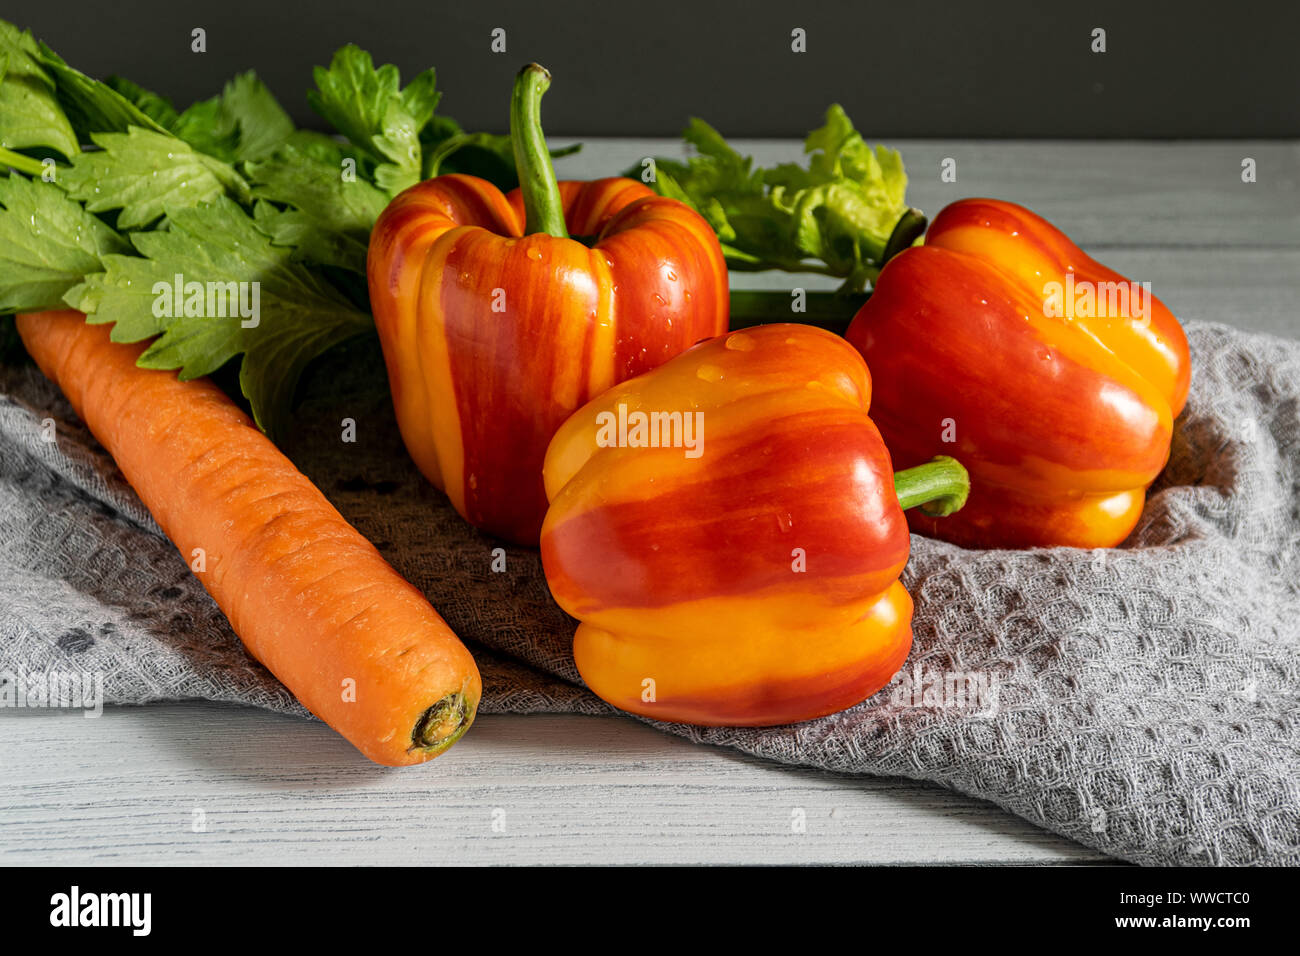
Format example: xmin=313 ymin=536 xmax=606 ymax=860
xmin=510 ymin=63 xmax=569 ymax=239
xmin=894 ymin=455 xmax=970 ymax=517
xmin=881 ymin=207 xmax=928 ymax=264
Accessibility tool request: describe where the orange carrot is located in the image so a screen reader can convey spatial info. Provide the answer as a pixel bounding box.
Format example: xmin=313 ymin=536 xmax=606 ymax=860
xmin=17 ymin=310 xmax=481 ymax=766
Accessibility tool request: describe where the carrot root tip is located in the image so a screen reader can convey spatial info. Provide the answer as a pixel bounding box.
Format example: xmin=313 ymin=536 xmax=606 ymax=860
xmin=411 ymin=690 xmax=476 ymax=755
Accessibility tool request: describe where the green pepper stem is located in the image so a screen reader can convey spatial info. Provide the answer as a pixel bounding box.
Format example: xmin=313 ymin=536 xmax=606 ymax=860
xmin=894 ymin=456 xmax=970 ymax=517
xmin=424 ymin=132 xmax=471 ymax=179
xmin=0 ymin=147 xmax=50 ymax=178
xmin=510 ymin=63 xmax=568 ymax=239
xmin=881 ymin=207 xmax=928 ymax=263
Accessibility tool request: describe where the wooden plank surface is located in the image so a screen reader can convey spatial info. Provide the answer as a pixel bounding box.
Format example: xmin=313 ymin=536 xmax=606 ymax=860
xmin=566 ymin=139 xmax=1300 ymax=249
xmin=3 ymin=140 xmax=1295 ymax=866
xmin=0 ymin=706 xmax=1108 ymax=865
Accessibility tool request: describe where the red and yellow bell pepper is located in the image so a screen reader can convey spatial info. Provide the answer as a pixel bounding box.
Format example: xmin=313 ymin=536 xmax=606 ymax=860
xmin=846 ymin=198 xmax=1190 ymax=549
xmin=368 ymin=65 xmax=727 ymax=544
xmin=539 ymin=324 xmax=968 ymax=725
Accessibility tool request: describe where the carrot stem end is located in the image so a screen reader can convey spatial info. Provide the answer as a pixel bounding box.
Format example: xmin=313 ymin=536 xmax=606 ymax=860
xmin=411 ymin=691 xmax=476 ymax=755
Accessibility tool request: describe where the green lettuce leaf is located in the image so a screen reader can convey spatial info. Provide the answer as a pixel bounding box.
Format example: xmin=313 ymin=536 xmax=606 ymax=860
xmin=64 ymin=197 xmax=372 ymax=436
xmin=103 ymin=75 xmax=181 ymax=129
xmin=246 ymin=144 xmax=389 ymax=273
xmin=171 ymin=71 xmax=293 ymax=163
xmin=307 ymin=45 xmax=436 ymax=196
xmin=646 ymin=105 xmax=912 ymax=292
xmin=0 ymin=173 xmax=127 ymax=312
xmin=62 ymin=127 xmax=251 ymax=229
xmin=35 ymin=41 xmax=171 ymax=140
xmin=0 ymin=22 xmax=79 ymax=159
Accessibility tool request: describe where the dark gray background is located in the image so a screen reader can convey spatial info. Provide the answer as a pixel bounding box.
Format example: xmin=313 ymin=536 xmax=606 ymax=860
xmin=13 ymin=0 xmax=1300 ymax=137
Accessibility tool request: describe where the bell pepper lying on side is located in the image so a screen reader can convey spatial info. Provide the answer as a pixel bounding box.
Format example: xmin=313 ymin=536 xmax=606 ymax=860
xmin=539 ymin=324 xmax=969 ymax=726
xmin=846 ymin=198 xmax=1191 ymax=550
xmin=368 ymin=65 xmax=727 ymax=545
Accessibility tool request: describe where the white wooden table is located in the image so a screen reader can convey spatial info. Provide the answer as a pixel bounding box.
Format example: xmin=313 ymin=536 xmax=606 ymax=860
xmin=2 ymin=140 xmax=1296 ymax=865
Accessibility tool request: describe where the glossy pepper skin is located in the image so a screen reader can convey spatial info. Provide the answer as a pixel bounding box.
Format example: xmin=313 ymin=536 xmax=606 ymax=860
xmin=540 ymin=324 xmax=922 ymax=726
xmin=846 ymin=198 xmax=1191 ymax=550
xmin=367 ymin=66 xmax=728 ymax=545
xmin=368 ymin=174 xmax=727 ymax=544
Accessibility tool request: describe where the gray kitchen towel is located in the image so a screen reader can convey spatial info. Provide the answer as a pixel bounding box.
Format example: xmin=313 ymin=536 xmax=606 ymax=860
xmin=1 ymin=321 xmax=1297 ymax=866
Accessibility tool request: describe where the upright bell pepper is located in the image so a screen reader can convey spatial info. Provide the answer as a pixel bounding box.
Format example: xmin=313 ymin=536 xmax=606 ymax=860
xmin=367 ymin=65 xmax=728 ymax=544
xmin=846 ymin=198 xmax=1191 ymax=550
xmin=539 ymin=324 xmax=969 ymax=726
